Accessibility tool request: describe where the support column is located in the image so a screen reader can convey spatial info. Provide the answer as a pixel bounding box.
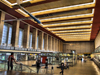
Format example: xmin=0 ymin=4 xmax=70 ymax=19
xmin=50 ymin=36 xmax=52 ymax=51
xmin=32 ymin=29 xmax=38 ymax=49
xmin=60 ymin=41 xmax=61 ymax=52
xmin=48 ymin=36 xmax=50 ymax=51
xmin=44 ymin=34 xmax=48 ymax=50
xmin=54 ymin=38 xmax=55 ymax=52
xmin=39 ymin=31 xmax=44 ymax=50
xmin=11 ymin=20 xmax=20 ymax=47
xmin=14 ymin=53 xmax=17 ymax=60
xmin=25 ymin=54 xmax=28 ymax=61
xmin=0 ymin=11 xmax=5 ymax=45
xmin=52 ymin=37 xmax=54 ymax=51
xmin=57 ymin=39 xmax=58 ymax=52
xmin=58 ymin=40 xmax=60 ymax=52
xmin=23 ymin=25 xmax=30 ymax=48
xmin=61 ymin=41 xmax=63 ymax=52
xmin=55 ymin=39 xmax=57 ymax=52
xmin=48 ymin=36 xmax=52 ymax=51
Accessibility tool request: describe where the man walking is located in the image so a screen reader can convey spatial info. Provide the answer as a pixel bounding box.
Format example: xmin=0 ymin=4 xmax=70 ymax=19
xmin=60 ymin=63 xmax=64 ymax=75
xmin=36 ymin=60 xmax=41 ymax=74
xmin=8 ymin=53 xmax=17 ymax=71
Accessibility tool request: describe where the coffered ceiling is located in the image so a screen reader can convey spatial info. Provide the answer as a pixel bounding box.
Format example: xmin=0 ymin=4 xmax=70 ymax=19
xmin=0 ymin=0 xmax=98 ymax=41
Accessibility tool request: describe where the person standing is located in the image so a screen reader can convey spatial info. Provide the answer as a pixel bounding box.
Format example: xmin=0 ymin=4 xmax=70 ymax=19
xmin=8 ymin=53 xmax=17 ymax=71
xmin=36 ymin=60 xmax=41 ymax=74
xmin=45 ymin=59 xmax=48 ymax=74
xmin=60 ymin=63 xmax=64 ymax=75
xmin=66 ymin=62 xmax=69 ymax=69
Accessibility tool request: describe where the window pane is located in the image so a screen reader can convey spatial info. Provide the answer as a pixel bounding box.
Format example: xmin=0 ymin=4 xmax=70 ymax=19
xmin=29 ymin=33 xmax=32 ymax=48
xmin=18 ymin=29 xmax=23 ymax=47
xmin=8 ymin=26 xmax=12 ymax=45
xmin=2 ymin=24 xmax=8 ymax=44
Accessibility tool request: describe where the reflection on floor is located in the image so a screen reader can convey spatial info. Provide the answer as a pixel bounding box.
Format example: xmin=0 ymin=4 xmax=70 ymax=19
xmin=0 ymin=71 xmax=43 ymax=75
xmin=19 ymin=60 xmax=36 ymax=66
xmin=0 ymin=60 xmax=100 ymax=75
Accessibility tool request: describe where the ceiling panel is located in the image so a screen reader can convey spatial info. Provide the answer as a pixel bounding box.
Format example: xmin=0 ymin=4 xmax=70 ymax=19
xmin=38 ymin=9 xmax=92 ymax=19
xmin=42 ymin=18 xmax=92 ymax=24
xmin=1 ymin=0 xmax=97 ymax=41
xmin=26 ymin=0 xmax=93 ymax=12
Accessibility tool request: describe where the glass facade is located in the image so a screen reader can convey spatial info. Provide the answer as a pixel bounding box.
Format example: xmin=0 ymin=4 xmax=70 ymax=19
xmin=29 ymin=33 xmax=32 ymax=48
xmin=2 ymin=24 xmax=12 ymax=45
xmin=18 ymin=29 xmax=23 ymax=47
xmin=2 ymin=24 xmax=8 ymax=44
xmin=8 ymin=26 xmax=12 ymax=45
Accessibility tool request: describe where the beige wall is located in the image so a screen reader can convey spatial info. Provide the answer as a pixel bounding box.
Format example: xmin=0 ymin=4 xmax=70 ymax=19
xmin=95 ymin=31 xmax=100 ymax=49
xmin=63 ymin=41 xmax=94 ymax=54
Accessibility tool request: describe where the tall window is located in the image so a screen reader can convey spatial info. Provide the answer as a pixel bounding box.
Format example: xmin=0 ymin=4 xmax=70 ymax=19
xmin=18 ymin=29 xmax=23 ymax=47
xmin=2 ymin=24 xmax=12 ymax=45
xmin=2 ymin=24 xmax=8 ymax=44
xmin=8 ymin=26 xmax=12 ymax=45
xmin=29 ymin=33 xmax=32 ymax=48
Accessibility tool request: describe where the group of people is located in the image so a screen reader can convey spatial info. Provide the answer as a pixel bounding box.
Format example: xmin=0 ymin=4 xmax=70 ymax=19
xmin=36 ymin=59 xmax=48 ymax=74
xmin=7 ymin=53 xmax=69 ymax=75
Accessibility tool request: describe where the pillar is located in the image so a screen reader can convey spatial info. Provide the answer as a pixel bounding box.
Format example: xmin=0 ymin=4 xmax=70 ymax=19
xmin=38 ymin=31 xmax=44 ymax=50
xmin=23 ymin=25 xmax=30 ymax=48
xmin=32 ymin=28 xmax=38 ymax=49
xmin=50 ymin=36 xmax=52 ymax=51
xmin=44 ymin=34 xmax=48 ymax=50
xmin=52 ymin=37 xmax=54 ymax=51
xmin=48 ymin=36 xmax=50 ymax=51
xmin=0 ymin=11 xmax=5 ymax=45
xmin=11 ymin=20 xmax=20 ymax=47
xmin=58 ymin=40 xmax=60 ymax=52
xmin=54 ymin=38 xmax=55 ymax=51
xmin=48 ymin=36 xmax=52 ymax=51
xmin=25 ymin=54 xmax=28 ymax=61
xmin=55 ymin=38 xmax=57 ymax=51
xmin=14 ymin=53 xmax=17 ymax=60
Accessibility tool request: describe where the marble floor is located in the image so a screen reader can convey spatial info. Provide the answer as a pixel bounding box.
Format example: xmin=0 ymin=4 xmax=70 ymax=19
xmin=19 ymin=60 xmax=36 ymax=66
xmin=0 ymin=60 xmax=100 ymax=75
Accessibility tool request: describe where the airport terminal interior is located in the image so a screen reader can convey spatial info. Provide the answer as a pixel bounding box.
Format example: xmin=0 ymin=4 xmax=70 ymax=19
xmin=0 ymin=0 xmax=100 ymax=75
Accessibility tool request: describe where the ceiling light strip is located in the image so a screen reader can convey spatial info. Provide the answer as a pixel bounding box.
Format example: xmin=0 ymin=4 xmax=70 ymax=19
xmin=43 ymin=20 xmax=92 ymax=27
xmin=29 ymin=2 xmax=95 ymax=16
xmin=59 ymin=34 xmax=90 ymax=36
xmin=40 ymin=13 xmax=93 ymax=22
xmin=64 ymin=39 xmax=90 ymax=41
xmin=52 ymin=29 xmax=91 ymax=33
xmin=56 ymin=32 xmax=91 ymax=35
xmin=48 ymin=25 xmax=92 ymax=31
xmin=30 ymin=0 xmax=45 ymax=3
xmin=62 ymin=37 xmax=90 ymax=39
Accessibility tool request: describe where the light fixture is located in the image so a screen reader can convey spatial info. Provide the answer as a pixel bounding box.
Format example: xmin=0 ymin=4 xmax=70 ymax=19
xmin=40 ymin=13 xmax=93 ymax=22
xmin=43 ymin=20 xmax=92 ymax=27
xmin=48 ymin=25 xmax=92 ymax=31
xmin=56 ymin=32 xmax=91 ymax=35
xmin=52 ymin=29 xmax=91 ymax=33
xmin=28 ymin=0 xmax=95 ymax=16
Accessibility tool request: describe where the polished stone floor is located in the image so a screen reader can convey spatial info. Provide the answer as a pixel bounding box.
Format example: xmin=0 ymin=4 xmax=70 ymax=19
xmin=0 ymin=60 xmax=100 ymax=75
xmin=19 ymin=60 xmax=36 ymax=66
